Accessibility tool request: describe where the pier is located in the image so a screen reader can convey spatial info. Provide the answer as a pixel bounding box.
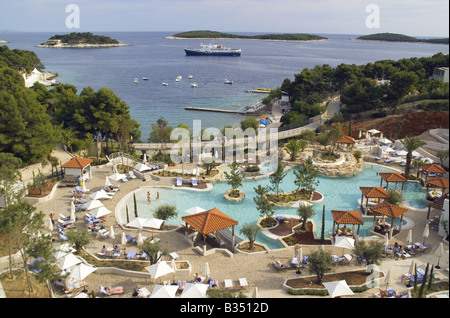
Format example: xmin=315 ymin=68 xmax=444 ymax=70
xmin=184 ymin=106 xmax=247 ymax=114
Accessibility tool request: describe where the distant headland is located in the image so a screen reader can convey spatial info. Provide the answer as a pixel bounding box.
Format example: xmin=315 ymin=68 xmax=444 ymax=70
xmin=165 ymin=30 xmax=328 ymax=42
xmin=36 ymin=32 xmax=130 ymax=48
xmin=354 ymin=33 xmax=449 ymax=44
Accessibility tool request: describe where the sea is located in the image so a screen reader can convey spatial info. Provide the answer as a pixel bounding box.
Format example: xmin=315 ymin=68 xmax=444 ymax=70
xmin=1 ymin=31 xmax=448 ymax=140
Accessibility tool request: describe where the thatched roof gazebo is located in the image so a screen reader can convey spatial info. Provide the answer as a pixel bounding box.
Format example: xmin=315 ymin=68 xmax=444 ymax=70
xmin=379 ymin=172 xmax=408 ymax=193
xmin=370 ymin=201 xmax=408 ymax=238
xmin=331 ymin=210 xmax=364 ymax=236
xmin=181 ymin=207 xmax=238 ymax=253
xmin=359 ymin=187 xmax=390 ymax=215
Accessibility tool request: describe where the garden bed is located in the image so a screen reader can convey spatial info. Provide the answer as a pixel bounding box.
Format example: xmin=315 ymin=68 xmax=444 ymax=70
xmin=285 ymin=269 xmax=378 ymax=290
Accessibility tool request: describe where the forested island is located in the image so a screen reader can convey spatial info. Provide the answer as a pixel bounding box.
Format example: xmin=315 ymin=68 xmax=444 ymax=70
xmin=167 ymin=30 xmax=328 ymax=41
xmin=37 ymin=32 xmax=129 ymax=48
xmin=355 ymin=33 xmax=449 ymax=44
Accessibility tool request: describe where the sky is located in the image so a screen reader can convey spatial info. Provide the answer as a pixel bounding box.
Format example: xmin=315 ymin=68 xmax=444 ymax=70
xmin=0 ymin=0 xmax=448 ymax=37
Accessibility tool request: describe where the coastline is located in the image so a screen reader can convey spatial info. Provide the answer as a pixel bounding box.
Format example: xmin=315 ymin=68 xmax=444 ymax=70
xmin=351 ymin=38 xmax=448 ymax=45
xmin=36 ymin=43 xmax=130 ymax=48
xmin=165 ymin=36 xmax=328 ymax=43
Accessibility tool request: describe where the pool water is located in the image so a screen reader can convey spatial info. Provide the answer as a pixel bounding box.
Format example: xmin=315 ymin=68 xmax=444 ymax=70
xmin=120 ymin=165 xmax=428 ymax=249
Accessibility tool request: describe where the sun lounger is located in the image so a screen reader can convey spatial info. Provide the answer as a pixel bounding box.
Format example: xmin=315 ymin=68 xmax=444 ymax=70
xmin=384 ymin=158 xmax=394 ymax=163
xmin=126 ymin=251 xmax=137 ymax=259
xmin=59 ymin=233 xmax=68 ymax=241
xmin=375 ymin=156 xmax=383 ymax=160
xmin=224 ymin=279 xmax=234 ymax=289
xmin=176 ymin=177 xmax=182 ymax=187
xmin=191 ymin=178 xmax=198 ymax=186
xmin=238 ymin=278 xmax=248 ymax=288
xmin=128 ymin=171 xmax=137 ymax=179
xmin=332 ymin=255 xmax=345 ymax=264
xmin=100 ymin=285 xmax=124 ymax=295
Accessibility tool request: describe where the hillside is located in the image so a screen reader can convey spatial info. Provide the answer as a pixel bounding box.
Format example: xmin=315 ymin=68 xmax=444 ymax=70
xmin=344 ymin=111 xmax=449 ymax=140
xmin=356 ymin=33 xmax=449 ymax=44
xmin=168 ymin=30 xmax=328 ymax=41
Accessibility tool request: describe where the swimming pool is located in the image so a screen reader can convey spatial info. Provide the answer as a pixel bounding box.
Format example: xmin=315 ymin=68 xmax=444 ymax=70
xmin=119 ymin=165 xmax=428 ymax=249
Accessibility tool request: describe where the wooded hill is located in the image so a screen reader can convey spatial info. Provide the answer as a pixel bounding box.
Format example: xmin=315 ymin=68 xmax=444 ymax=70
xmin=356 ymin=33 xmax=449 ymax=44
xmin=170 ymin=30 xmax=327 ymax=41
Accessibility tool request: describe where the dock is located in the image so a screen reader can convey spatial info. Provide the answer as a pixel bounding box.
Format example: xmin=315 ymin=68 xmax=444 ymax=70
xmin=185 ymin=106 xmax=247 ymax=114
xmin=185 ymin=102 xmax=268 ymax=115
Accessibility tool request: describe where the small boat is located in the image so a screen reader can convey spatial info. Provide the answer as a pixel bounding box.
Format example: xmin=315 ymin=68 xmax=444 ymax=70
xmin=224 ymin=79 xmax=233 ymax=84
xmin=162 ymin=82 xmax=168 ymax=86
xmin=142 ymin=77 xmax=149 ymax=80
xmin=134 ymin=78 xmax=139 ymax=84
xmin=191 ymin=82 xmax=198 ymax=88
xmin=188 ymin=75 xmax=193 ymax=79
xmin=176 ymin=76 xmax=182 ymax=82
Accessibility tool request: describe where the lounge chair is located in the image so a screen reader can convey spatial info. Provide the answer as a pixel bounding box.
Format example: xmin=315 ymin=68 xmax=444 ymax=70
xmin=191 ymin=178 xmax=198 ymax=186
xmin=375 ymin=156 xmax=383 ymax=160
xmin=176 ymin=177 xmax=182 ymax=187
xmin=224 ymin=279 xmax=234 ymax=289
xmin=59 ymin=233 xmax=68 ymax=241
xmin=332 ymin=255 xmax=345 ymax=265
xmin=128 ymin=171 xmax=137 ymax=179
xmin=126 ymin=251 xmax=137 ymax=259
xmin=384 ymin=158 xmax=394 ymax=163
xmin=238 ymin=278 xmax=248 ymax=288
xmin=100 ymin=285 xmax=124 ymax=296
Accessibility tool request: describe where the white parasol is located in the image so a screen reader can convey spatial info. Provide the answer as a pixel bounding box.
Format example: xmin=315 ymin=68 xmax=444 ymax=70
xmin=180 ymin=283 xmax=209 ymax=298
xmin=322 ymin=280 xmax=354 ymax=298
xmin=184 ymin=206 xmax=207 ymax=214
xmin=145 ymin=261 xmax=175 ymax=279
xmin=56 ymin=253 xmax=82 ymax=270
xmin=84 ymin=200 xmax=104 ymax=211
xmin=89 ymin=206 xmax=112 ymax=218
xmin=68 ymin=263 xmax=97 ymax=281
xmin=149 ymin=285 xmax=178 ymax=298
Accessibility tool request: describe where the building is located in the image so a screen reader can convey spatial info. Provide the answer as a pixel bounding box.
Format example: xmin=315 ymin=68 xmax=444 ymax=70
xmin=61 ymin=157 xmax=93 ymax=180
xmin=432 ymin=67 xmax=449 ymax=83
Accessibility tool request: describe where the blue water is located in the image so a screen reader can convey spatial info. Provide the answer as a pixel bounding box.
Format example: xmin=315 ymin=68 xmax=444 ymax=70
xmin=120 ymin=165 xmax=428 ymax=249
xmin=1 ymin=31 xmax=448 ymax=139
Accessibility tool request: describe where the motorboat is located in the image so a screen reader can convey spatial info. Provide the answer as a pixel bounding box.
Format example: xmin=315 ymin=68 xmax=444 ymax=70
xmin=191 ymin=82 xmax=198 ymax=88
xmin=188 ymin=75 xmax=193 ymax=79
xmin=142 ymin=77 xmax=149 ymax=80
xmin=224 ymin=79 xmax=233 ymax=84
xmin=162 ymin=82 xmax=169 ymax=86
xmin=134 ymin=78 xmax=139 ymax=84
xmin=176 ymin=76 xmax=182 ymax=82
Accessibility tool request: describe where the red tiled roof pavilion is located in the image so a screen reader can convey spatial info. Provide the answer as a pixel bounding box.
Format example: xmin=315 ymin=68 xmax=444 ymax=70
xmin=181 ymin=207 xmax=238 ymax=252
xmin=331 ymin=210 xmax=364 ymax=235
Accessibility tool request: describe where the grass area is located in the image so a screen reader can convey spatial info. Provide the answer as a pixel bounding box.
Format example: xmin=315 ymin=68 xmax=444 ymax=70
xmin=0 ymin=270 xmax=49 ymax=298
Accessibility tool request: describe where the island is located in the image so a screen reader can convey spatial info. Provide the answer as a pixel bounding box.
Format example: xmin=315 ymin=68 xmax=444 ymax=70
xmin=166 ymin=30 xmax=328 ymax=42
xmin=354 ymin=33 xmax=449 ymax=45
xmin=36 ymin=32 xmax=130 ymax=48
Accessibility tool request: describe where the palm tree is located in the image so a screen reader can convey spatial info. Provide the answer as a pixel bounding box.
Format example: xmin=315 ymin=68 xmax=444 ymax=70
xmin=401 ymin=136 xmax=426 ymax=178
